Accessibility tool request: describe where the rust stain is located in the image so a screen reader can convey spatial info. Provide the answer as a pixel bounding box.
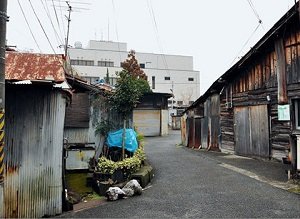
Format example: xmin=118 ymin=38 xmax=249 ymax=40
xmin=5 ymin=52 xmax=65 ymax=83
xmin=6 ymin=166 xmax=19 ymax=175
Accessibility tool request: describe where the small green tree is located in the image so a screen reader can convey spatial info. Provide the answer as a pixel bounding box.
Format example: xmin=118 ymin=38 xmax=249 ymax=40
xmin=109 ymin=50 xmax=150 ymax=159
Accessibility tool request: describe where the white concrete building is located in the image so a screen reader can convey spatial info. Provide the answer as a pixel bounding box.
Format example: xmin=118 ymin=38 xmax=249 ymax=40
xmin=68 ymin=40 xmax=200 ymax=107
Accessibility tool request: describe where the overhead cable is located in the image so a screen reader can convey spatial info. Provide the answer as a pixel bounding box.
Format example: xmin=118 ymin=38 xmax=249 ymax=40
xmin=28 ymin=0 xmax=57 ymax=54
xmin=247 ymin=0 xmax=265 ymax=30
xmin=111 ymin=0 xmax=122 ymax=64
xmin=17 ymin=0 xmax=42 ymax=53
xmin=51 ymin=0 xmax=65 ymax=40
xmin=230 ymin=22 xmax=262 ymax=66
xmin=41 ymin=0 xmax=64 ymax=48
xmin=147 ymin=0 xmax=170 ymax=77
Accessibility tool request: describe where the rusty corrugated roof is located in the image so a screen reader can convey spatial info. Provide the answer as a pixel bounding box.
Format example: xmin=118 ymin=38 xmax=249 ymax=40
xmin=5 ymin=52 xmax=65 ymax=82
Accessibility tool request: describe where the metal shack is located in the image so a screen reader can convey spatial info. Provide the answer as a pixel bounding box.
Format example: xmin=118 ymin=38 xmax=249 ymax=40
xmin=3 ymin=52 xmax=70 ymax=218
xmin=133 ymin=92 xmax=172 ymax=136
xmin=183 ymin=3 xmax=300 ymax=174
xmin=63 ymin=74 xmax=114 ymax=170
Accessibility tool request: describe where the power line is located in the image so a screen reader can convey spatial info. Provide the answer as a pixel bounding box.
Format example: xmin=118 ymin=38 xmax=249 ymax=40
xmin=17 ymin=0 xmax=42 ymax=53
xmin=111 ymin=0 xmax=122 ymax=64
xmin=56 ymin=0 xmax=67 ymax=38
xmin=41 ymin=0 xmax=64 ymax=48
xmin=147 ymin=0 xmax=170 ymax=77
xmin=50 ymin=0 xmax=65 ymax=40
xmin=230 ymin=22 xmax=261 ymax=66
xmin=246 ymin=0 xmax=265 ymax=30
xmin=28 ymin=0 xmax=56 ymax=54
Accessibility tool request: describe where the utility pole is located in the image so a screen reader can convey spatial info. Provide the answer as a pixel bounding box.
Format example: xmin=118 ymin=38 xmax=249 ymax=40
xmin=0 ymin=0 xmax=8 ymax=183
xmin=171 ymin=81 xmax=174 ymax=109
xmin=65 ymin=1 xmax=72 ymax=58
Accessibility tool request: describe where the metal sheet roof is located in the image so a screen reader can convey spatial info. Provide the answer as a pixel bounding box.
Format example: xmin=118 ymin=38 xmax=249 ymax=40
xmin=5 ymin=52 xmax=65 ymax=82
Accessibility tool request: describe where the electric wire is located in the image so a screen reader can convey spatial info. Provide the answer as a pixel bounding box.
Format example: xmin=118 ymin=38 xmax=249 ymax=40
xmin=111 ymin=0 xmax=122 ymax=65
xmin=246 ymin=0 xmax=265 ymax=30
xmin=41 ymin=0 xmax=64 ymax=49
xmin=230 ymin=22 xmax=261 ymax=66
xmin=57 ymin=0 xmax=67 ymax=39
xmin=51 ymin=0 xmax=65 ymax=40
xmin=17 ymin=0 xmax=42 ymax=53
xmin=44 ymin=0 xmax=65 ymax=44
xmin=147 ymin=0 xmax=170 ymax=77
xmin=28 ymin=0 xmax=57 ymax=54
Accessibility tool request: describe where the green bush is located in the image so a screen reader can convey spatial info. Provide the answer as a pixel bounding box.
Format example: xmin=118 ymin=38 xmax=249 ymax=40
xmin=96 ymin=148 xmax=146 ymax=175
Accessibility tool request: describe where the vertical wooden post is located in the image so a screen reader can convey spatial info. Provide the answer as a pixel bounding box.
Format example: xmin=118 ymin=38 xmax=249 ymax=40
xmin=122 ymin=119 xmax=126 ymax=160
xmin=275 ymin=38 xmax=288 ymax=105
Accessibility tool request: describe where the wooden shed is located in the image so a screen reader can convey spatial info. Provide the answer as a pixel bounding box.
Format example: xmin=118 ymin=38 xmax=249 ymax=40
xmin=183 ymin=3 xmax=300 ymax=174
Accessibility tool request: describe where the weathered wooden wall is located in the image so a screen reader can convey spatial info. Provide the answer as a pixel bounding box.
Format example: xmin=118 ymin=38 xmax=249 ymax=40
xmin=220 ymin=26 xmax=300 ymax=160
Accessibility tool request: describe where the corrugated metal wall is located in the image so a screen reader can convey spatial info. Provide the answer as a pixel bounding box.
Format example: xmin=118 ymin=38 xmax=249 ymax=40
xmin=187 ymin=117 xmax=194 ymax=148
xmin=181 ymin=114 xmax=187 ymax=146
xmin=5 ymin=87 xmax=66 ymax=218
xmin=194 ymin=118 xmax=201 ymax=149
xmin=133 ymin=109 xmax=160 ymax=136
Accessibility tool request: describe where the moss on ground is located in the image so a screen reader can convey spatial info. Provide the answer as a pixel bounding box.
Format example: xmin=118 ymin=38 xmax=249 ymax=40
xmin=66 ymin=172 xmax=93 ymax=195
xmin=288 ymin=186 xmax=300 ymax=194
xmin=65 ymin=172 xmax=105 ymax=203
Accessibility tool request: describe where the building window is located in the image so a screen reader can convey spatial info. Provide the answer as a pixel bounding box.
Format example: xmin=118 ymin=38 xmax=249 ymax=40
xmin=152 ymin=76 xmax=155 ymax=89
xmin=177 ymin=101 xmax=183 ymax=106
xmin=70 ymin=59 xmax=94 ymax=66
xmin=188 ymin=77 xmax=194 ymax=81
xmin=140 ymin=63 xmax=145 ymax=68
xmin=98 ymin=61 xmax=114 ymax=67
xmin=104 ymin=77 xmax=118 ymax=86
xmin=82 ymin=76 xmax=100 ymax=84
xmin=295 ymin=100 xmax=300 ymax=130
xmin=165 ymin=76 xmax=170 ymax=80
xmin=168 ymin=100 xmax=176 ymax=105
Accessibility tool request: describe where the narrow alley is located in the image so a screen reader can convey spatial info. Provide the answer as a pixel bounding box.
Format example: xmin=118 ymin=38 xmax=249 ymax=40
xmin=61 ymin=130 xmax=300 ymax=218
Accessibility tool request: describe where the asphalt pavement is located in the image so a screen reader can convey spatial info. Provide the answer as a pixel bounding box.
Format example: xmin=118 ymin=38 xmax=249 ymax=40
xmin=60 ymin=129 xmax=300 ymax=218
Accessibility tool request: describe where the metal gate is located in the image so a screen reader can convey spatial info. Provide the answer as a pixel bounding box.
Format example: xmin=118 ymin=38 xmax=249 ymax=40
xmin=234 ymin=105 xmax=269 ymax=157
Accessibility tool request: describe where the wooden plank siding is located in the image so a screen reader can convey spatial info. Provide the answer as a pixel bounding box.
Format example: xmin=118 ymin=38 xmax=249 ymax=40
xmin=219 ymin=26 xmax=300 ymax=160
xmin=184 ymin=6 xmax=300 ymax=168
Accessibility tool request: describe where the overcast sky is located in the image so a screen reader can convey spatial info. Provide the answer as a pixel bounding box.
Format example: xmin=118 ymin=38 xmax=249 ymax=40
xmin=7 ymin=0 xmax=297 ymax=94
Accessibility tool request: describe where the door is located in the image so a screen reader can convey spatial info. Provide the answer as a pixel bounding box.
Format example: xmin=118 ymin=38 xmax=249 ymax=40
xmin=234 ymin=105 xmax=269 ymax=157
xmin=234 ymin=107 xmax=251 ymax=155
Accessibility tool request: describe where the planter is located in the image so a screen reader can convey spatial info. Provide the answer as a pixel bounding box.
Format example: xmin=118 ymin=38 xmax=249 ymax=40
xmin=97 ymin=181 xmax=112 ymax=195
xmin=94 ymin=169 xmax=129 ymax=183
xmin=113 ymin=169 xmax=125 ymax=182
xmin=94 ymin=172 xmax=113 ymax=181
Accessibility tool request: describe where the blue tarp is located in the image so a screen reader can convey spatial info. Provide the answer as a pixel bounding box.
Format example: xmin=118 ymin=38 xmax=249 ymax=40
xmin=106 ymin=129 xmax=138 ymax=153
